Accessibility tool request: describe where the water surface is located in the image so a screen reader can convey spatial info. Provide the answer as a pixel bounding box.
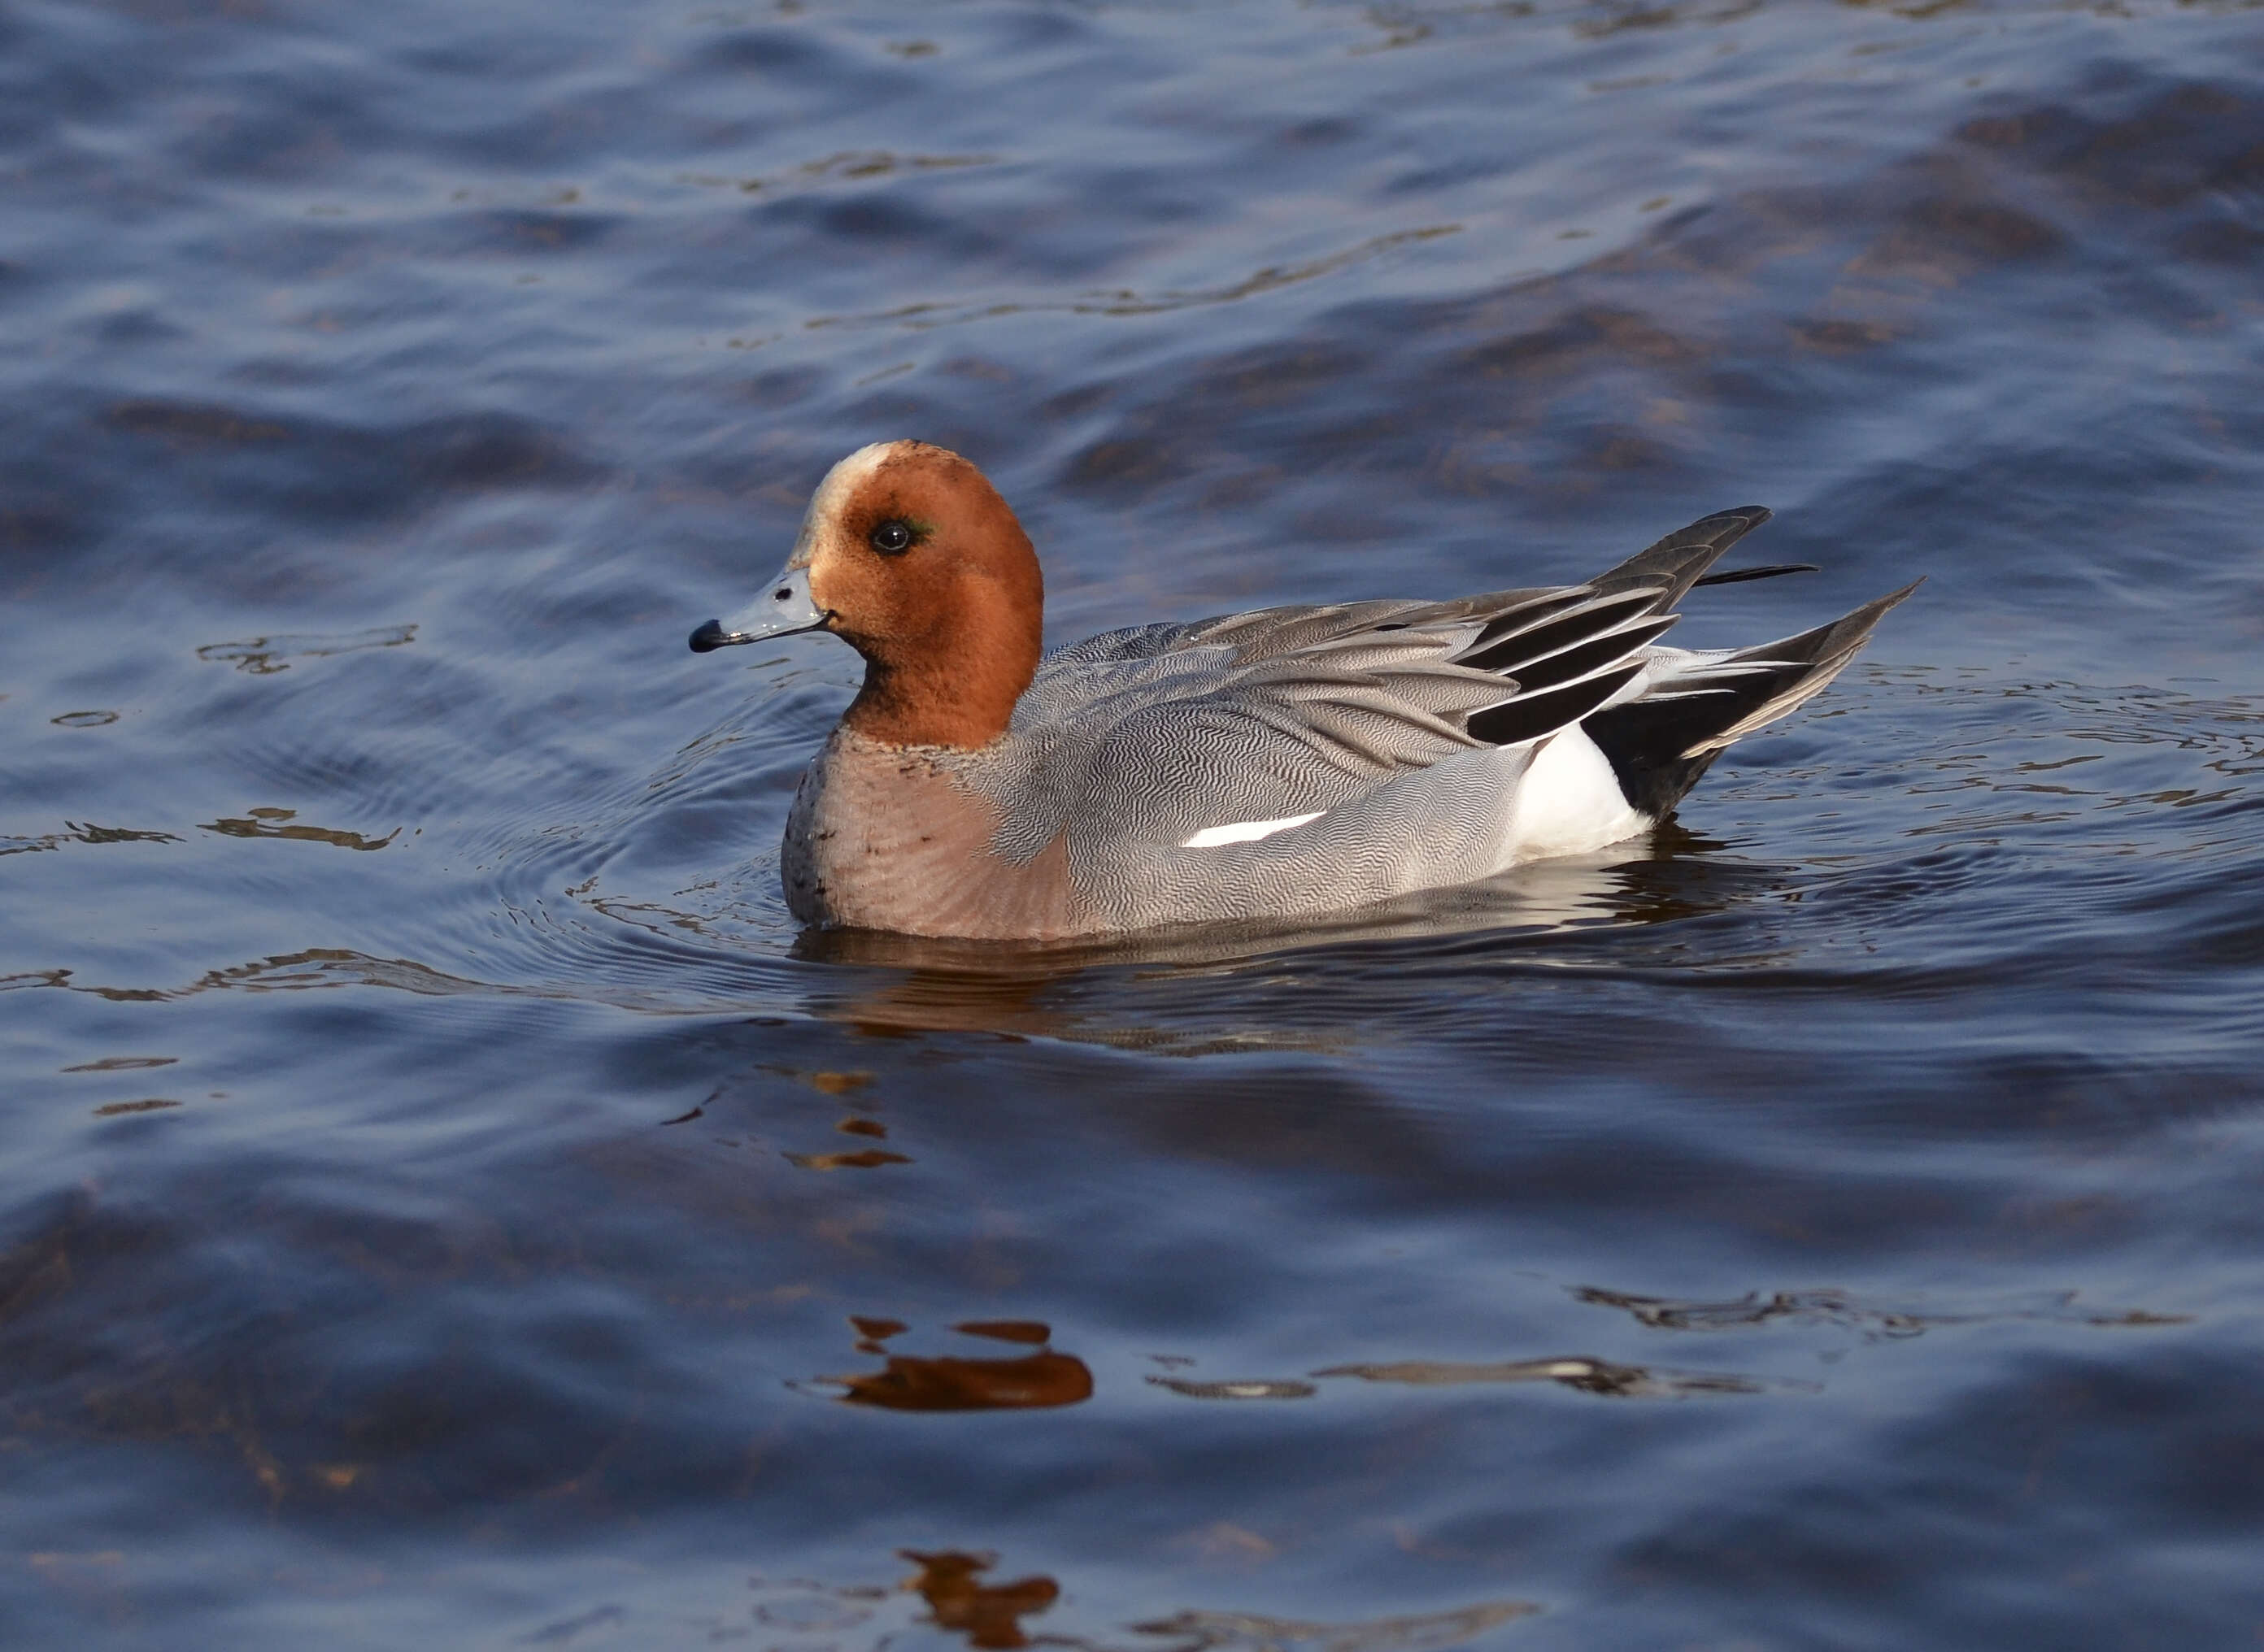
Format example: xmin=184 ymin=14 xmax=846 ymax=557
xmin=6 ymin=0 xmax=2264 ymax=1645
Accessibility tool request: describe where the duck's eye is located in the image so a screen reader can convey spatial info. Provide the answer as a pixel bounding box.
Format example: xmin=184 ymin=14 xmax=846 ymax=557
xmin=869 ymin=520 xmax=914 ymax=555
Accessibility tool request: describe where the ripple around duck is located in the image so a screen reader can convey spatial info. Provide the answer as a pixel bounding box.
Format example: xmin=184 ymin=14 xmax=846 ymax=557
xmin=10 ymin=645 xmax=2259 ymax=1087
xmin=449 ymin=672 xmax=2253 ymax=1030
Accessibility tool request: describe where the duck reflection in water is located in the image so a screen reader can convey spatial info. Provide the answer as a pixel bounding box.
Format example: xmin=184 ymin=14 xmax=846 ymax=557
xmin=900 ymin=1550 xmax=1061 ymax=1650
xmin=747 ymin=1549 xmax=1537 ymax=1652
xmin=786 ymin=829 xmax=1766 ymax=1047
xmin=820 ymin=1317 xmax=1094 ymax=1412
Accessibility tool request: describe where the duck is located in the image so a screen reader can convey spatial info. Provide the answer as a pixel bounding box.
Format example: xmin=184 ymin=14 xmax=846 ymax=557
xmin=689 ymin=441 xmax=1916 ymax=941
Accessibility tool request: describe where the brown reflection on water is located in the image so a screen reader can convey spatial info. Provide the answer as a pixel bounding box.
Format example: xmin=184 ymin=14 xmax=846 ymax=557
xmin=745 ymin=1548 xmax=1539 ymax=1652
xmin=834 ymin=1350 xmax=1094 ymax=1411
xmin=789 ymin=950 xmax=1075 ymax=1044
xmin=952 ymin=1319 xmax=1052 ymax=1345
xmin=900 ymin=1550 xmax=1060 ymax=1650
xmin=89 ymin=1098 xmax=184 ymax=1118
xmin=850 ymin=1315 xmax=907 ymax=1354
xmin=822 ymin=1319 xmax=1092 ymax=1412
xmin=198 ymin=807 xmax=399 ymax=852
xmin=786 ymin=1148 xmax=912 ymax=1171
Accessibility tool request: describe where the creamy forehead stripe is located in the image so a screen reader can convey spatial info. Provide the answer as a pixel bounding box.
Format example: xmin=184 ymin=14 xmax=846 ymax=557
xmin=789 ymin=441 xmax=903 ymax=567
xmin=1181 ymin=811 xmax=1324 ymax=849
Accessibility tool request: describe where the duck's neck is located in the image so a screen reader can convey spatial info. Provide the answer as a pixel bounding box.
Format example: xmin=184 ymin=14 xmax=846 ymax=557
xmin=841 ymin=632 xmax=1037 ymax=750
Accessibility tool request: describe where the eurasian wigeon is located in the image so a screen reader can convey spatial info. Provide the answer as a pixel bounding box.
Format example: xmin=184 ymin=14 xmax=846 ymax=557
xmin=690 ymin=441 xmax=1916 ymax=940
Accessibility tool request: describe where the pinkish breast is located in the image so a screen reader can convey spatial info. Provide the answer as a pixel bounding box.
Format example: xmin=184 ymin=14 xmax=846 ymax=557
xmin=782 ymin=728 xmax=1093 ymax=940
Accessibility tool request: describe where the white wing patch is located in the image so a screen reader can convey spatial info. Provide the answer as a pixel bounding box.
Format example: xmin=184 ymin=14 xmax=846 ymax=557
xmin=1181 ymin=811 xmax=1325 ymax=849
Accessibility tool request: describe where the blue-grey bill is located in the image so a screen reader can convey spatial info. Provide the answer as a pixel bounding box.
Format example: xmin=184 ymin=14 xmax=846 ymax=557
xmin=689 ymin=563 xmax=828 ymax=653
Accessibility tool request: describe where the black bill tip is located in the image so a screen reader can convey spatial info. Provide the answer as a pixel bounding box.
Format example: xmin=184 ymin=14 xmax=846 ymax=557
xmin=688 ymin=618 xmax=730 ymax=654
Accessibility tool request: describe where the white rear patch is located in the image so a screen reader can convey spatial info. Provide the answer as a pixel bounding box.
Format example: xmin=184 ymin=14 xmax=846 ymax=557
xmin=1182 ymin=811 xmax=1324 ymax=849
xmin=1501 ymin=726 xmax=1644 ymax=861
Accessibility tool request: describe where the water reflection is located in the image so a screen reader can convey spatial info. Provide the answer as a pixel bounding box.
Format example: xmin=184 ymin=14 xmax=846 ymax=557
xmin=198 ymin=808 xmax=399 ymax=852
xmin=1576 ymin=1284 xmax=2192 ymax=1338
xmin=900 ymin=1550 xmax=1060 ymax=1650
xmin=783 ymin=835 xmax=1757 ymax=1046
xmin=1310 ymin=1355 xmax=1796 ymax=1399
xmin=1 ymin=822 xmax=179 ymax=857
xmin=675 ymin=148 xmax=999 ymax=200
xmin=87 ymin=1098 xmax=184 ymax=1118
xmin=816 ymin=1320 xmax=1094 ymax=1412
xmin=1147 ymin=1377 xmax=1319 ymax=1401
xmin=829 ymin=1352 xmax=1095 ymax=1411
xmin=1130 ymin=1600 xmax=1539 ymax=1652
xmin=193 ymin=624 xmax=416 ymax=676
xmin=791 ymin=837 xmax=1726 ymax=971
xmin=736 ymin=1551 xmax=1539 ymax=1652
xmin=786 ymin=1148 xmax=912 ymax=1171
xmin=52 ymin=947 xmax=505 ymax=1004
xmin=952 ymin=1319 xmax=1053 ymax=1345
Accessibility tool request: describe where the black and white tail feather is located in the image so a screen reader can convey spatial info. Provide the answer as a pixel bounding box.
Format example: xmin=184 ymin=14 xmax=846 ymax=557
xmin=1437 ymin=506 xmax=1918 ymax=819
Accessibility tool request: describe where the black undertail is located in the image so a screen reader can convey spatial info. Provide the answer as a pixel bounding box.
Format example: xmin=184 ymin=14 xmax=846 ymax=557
xmin=1584 ymin=580 xmax=1923 ymax=818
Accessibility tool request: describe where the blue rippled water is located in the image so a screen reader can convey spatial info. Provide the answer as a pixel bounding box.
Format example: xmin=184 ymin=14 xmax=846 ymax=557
xmin=6 ymin=0 xmax=2264 ymax=1645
